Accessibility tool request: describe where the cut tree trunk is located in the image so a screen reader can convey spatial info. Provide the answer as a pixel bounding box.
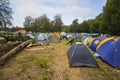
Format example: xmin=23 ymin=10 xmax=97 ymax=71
xmin=0 ymin=40 xmax=32 ymax=65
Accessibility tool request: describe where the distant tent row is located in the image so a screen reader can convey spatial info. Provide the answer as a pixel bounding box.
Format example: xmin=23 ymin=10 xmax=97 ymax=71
xmin=36 ymin=33 xmax=60 ymax=43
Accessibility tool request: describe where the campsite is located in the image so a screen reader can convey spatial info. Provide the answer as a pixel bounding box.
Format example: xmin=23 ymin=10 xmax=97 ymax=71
xmin=0 ymin=0 xmax=120 ymax=80
xmin=0 ymin=34 xmax=120 ymax=80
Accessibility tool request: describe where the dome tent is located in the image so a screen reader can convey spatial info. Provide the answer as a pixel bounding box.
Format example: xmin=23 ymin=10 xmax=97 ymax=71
xmin=48 ymin=35 xmax=60 ymax=43
xmin=36 ymin=33 xmax=47 ymax=42
xmin=97 ymin=37 xmax=120 ymax=68
xmin=89 ymin=37 xmax=105 ymax=52
xmin=67 ymin=42 xmax=99 ymax=68
xmin=82 ymin=36 xmax=92 ymax=45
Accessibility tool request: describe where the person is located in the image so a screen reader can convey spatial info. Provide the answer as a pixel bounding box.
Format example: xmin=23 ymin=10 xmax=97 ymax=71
xmin=60 ymin=31 xmax=68 ymax=40
xmin=66 ymin=37 xmax=74 ymax=45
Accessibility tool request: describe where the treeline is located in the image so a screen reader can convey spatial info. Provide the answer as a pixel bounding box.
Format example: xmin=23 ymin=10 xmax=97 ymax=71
xmin=22 ymin=0 xmax=120 ymax=36
xmin=0 ymin=0 xmax=120 ymax=36
xmin=23 ymin=14 xmax=63 ymax=32
xmin=22 ymin=14 xmax=101 ymax=33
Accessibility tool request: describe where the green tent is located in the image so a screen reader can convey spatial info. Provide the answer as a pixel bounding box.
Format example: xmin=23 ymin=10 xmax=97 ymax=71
xmin=48 ymin=35 xmax=60 ymax=43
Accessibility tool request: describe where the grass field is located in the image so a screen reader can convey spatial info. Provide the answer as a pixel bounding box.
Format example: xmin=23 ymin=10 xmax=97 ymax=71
xmin=0 ymin=40 xmax=120 ymax=80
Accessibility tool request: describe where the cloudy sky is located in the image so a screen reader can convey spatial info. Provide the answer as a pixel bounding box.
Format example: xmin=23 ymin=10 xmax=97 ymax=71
xmin=10 ymin=0 xmax=107 ymax=27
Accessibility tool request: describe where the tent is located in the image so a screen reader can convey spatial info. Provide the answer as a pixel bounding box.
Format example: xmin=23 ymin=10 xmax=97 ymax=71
xmin=48 ymin=35 xmax=60 ymax=43
xmin=82 ymin=36 xmax=92 ymax=45
xmin=89 ymin=37 xmax=105 ymax=52
xmin=66 ymin=34 xmax=73 ymax=41
xmin=54 ymin=32 xmax=61 ymax=39
xmin=97 ymin=37 xmax=120 ymax=68
xmin=67 ymin=42 xmax=99 ymax=68
xmin=81 ymin=36 xmax=87 ymax=42
xmin=36 ymin=33 xmax=47 ymax=42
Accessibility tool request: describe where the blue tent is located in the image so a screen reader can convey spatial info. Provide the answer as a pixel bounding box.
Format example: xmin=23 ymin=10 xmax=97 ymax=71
xmin=89 ymin=37 xmax=105 ymax=52
xmin=36 ymin=33 xmax=47 ymax=42
xmin=97 ymin=38 xmax=120 ymax=68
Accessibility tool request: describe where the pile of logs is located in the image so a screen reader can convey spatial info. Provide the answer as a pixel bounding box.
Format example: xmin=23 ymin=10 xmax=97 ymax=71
xmin=0 ymin=34 xmax=32 ymax=65
xmin=0 ymin=40 xmax=32 ymax=65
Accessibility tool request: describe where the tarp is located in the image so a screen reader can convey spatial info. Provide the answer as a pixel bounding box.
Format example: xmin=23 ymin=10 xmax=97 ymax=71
xmin=67 ymin=42 xmax=99 ymax=68
xmin=97 ymin=37 xmax=120 ymax=68
xmin=81 ymin=33 xmax=99 ymax=37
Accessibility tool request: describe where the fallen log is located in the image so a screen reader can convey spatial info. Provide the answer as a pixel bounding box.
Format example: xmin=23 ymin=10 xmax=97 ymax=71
xmin=0 ymin=41 xmax=22 ymax=53
xmin=0 ymin=40 xmax=32 ymax=65
xmin=7 ymin=41 xmax=23 ymax=46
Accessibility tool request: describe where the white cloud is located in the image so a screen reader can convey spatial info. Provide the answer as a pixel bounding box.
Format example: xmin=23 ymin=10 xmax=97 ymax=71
xmin=17 ymin=2 xmax=95 ymax=19
xmin=10 ymin=0 xmax=105 ymax=26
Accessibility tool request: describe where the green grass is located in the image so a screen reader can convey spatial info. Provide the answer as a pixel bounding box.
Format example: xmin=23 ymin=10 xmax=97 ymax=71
xmin=37 ymin=59 xmax=51 ymax=69
xmin=0 ymin=40 xmax=120 ymax=80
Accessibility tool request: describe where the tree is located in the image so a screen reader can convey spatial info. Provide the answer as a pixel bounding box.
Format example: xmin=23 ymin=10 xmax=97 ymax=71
xmin=102 ymin=0 xmax=120 ymax=35
xmin=90 ymin=20 xmax=101 ymax=33
xmin=62 ymin=25 xmax=70 ymax=32
xmin=0 ymin=0 xmax=13 ymax=28
xmin=38 ymin=14 xmax=50 ymax=32
xmin=70 ymin=19 xmax=79 ymax=32
xmin=52 ymin=14 xmax=63 ymax=32
xmin=79 ymin=20 xmax=92 ymax=33
xmin=23 ymin=16 xmax=34 ymax=31
xmin=23 ymin=14 xmax=51 ymax=32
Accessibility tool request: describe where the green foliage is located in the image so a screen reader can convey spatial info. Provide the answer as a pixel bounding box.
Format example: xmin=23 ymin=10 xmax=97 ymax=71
xmin=70 ymin=19 xmax=80 ymax=32
xmin=40 ymin=75 xmax=48 ymax=80
xmin=79 ymin=20 xmax=91 ymax=33
xmin=90 ymin=20 xmax=101 ymax=33
xmin=102 ymin=0 xmax=120 ymax=35
xmin=23 ymin=14 xmax=63 ymax=32
xmin=24 ymin=16 xmax=34 ymax=31
xmin=51 ymin=14 xmax=63 ymax=32
xmin=21 ymin=0 xmax=119 ymax=35
xmin=61 ymin=25 xmax=70 ymax=32
xmin=0 ymin=0 xmax=13 ymax=28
